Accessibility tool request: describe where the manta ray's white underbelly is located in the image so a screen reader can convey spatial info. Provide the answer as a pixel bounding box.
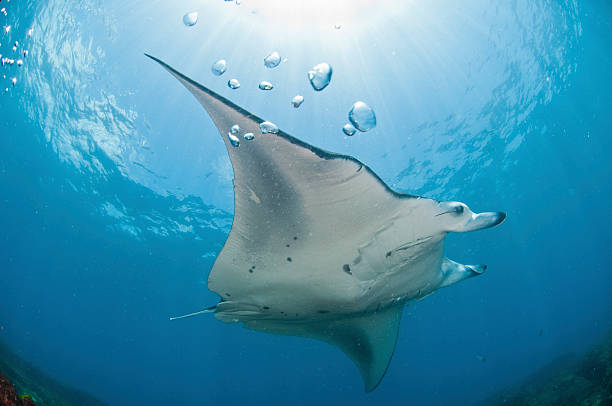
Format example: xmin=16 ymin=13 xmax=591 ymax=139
xmin=214 ymin=240 xmax=445 ymax=324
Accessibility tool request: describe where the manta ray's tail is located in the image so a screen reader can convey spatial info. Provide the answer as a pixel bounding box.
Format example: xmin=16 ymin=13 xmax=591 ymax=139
xmin=169 ymin=305 xmax=217 ymax=321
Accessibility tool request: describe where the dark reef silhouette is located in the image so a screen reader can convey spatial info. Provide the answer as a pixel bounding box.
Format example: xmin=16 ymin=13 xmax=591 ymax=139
xmin=0 ymin=340 xmax=108 ymax=406
xmin=479 ymin=333 xmax=612 ymax=406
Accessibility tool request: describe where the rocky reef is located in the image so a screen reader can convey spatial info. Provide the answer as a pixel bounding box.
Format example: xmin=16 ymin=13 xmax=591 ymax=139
xmin=0 ymin=340 xmax=108 ymax=406
xmin=1 ymin=373 xmax=35 ymax=406
xmin=480 ymin=334 xmax=612 ymax=406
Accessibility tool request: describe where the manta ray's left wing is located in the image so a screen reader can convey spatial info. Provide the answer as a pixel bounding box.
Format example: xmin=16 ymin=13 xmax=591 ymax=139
xmin=145 ymin=54 xmax=440 ymax=306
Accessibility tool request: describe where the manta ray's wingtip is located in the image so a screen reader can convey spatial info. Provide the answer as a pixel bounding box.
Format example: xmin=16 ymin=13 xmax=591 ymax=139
xmin=144 ymin=53 xmax=163 ymax=65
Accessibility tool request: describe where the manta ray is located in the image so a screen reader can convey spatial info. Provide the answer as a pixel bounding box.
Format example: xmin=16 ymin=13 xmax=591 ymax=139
xmin=146 ymin=54 xmax=506 ymax=392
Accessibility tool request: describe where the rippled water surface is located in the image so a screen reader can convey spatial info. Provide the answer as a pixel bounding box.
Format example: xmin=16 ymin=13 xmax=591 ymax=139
xmin=0 ymin=1 xmax=611 ymax=405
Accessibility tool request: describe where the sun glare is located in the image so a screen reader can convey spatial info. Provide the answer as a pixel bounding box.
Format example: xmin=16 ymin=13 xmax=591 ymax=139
xmin=241 ymin=0 xmax=400 ymax=30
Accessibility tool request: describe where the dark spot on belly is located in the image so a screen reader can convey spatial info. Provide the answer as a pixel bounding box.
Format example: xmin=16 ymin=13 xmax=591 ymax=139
xmin=286 ymin=244 xmax=290 ymax=247
xmin=251 ymin=265 xmax=256 ymax=269
xmin=263 ymin=306 xmax=270 ymax=310
xmin=293 ymin=236 xmax=298 ymax=240
xmin=386 ymin=251 xmax=392 ymax=258
xmin=248 ymin=269 xmax=253 ymax=273
xmin=225 ymin=293 xmax=231 ymax=297
xmin=317 ymin=310 xmax=330 ymax=314
xmin=342 ymin=264 xmax=352 ymax=275
xmin=287 ymin=257 xmax=292 ymax=262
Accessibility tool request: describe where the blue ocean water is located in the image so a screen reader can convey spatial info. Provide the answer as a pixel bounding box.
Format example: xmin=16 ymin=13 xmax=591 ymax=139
xmin=0 ymin=0 xmax=611 ymax=405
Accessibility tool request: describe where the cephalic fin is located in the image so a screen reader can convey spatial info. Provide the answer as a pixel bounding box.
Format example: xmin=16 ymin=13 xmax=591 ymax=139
xmin=439 ymin=258 xmax=486 ymax=288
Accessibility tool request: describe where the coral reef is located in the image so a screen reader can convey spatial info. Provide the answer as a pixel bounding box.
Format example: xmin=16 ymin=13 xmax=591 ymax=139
xmin=480 ymin=334 xmax=612 ymax=406
xmin=0 ymin=340 xmax=108 ymax=406
xmin=1 ymin=373 xmax=35 ymax=406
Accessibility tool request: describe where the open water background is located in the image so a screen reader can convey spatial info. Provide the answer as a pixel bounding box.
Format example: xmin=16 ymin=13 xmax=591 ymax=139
xmin=0 ymin=1 xmax=611 ymax=405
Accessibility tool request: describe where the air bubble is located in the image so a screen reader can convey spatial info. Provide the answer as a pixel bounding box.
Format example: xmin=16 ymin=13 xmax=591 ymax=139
xmin=264 ymin=51 xmax=281 ymax=69
xmin=348 ymin=101 xmax=376 ymax=131
xmin=211 ymin=59 xmax=227 ymax=76
xmin=227 ymin=78 xmax=240 ymax=89
xmin=291 ymin=95 xmax=304 ymax=108
xmin=227 ymin=132 xmax=240 ymax=147
xmin=258 ymin=81 xmax=273 ymax=90
xmin=308 ymin=62 xmax=332 ymax=91
xmin=342 ymin=123 xmax=356 ymax=136
xmin=183 ymin=12 xmax=198 ymax=27
xmin=259 ymin=121 xmax=279 ymax=134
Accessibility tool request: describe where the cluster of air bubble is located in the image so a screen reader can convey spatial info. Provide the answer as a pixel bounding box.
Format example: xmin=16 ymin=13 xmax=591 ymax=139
xmin=208 ymin=51 xmax=285 ymax=92
xmin=226 ymin=124 xmax=258 ymax=148
xmin=178 ymin=9 xmax=375 ymax=137
xmin=1 ymin=3 xmax=32 ymax=94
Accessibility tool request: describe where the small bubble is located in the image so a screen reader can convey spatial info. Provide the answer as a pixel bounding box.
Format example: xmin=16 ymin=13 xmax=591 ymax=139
xmin=342 ymin=123 xmax=356 ymax=136
xmin=243 ymin=133 xmax=255 ymax=141
xmin=16 ymin=59 xmax=22 ymax=67
xmin=348 ymin=101 xmax=376 ymax=131
xmin=23 ymin=50 xmax=29 ymax=58
xmin=227 ymin=132 xmax=240 ymax=147
xmin=258 ymin=81 xmax=274 ymax=90
xmin=3 ymin=26 xmax=10 ymax=34
xmin=10 ymin=77 xmax=16 ymax=86
xmin=291 ymin=95 xmax=304 ymax=108
xmin=182 ymin=11 xmax=198 ymax=27
xmin=211 ymin=59 xmax=227 ymax=76
xmin=259 ymin=121 xmax=279 ymax=134
xmin=27 ymin=28 xmax=33 ymax=37
xmin=12 ymin=46 xmax=16 ymax=52
xmin=230 ymin=124 xmax=240 ymax=134
xmin=14 ymin=41 xmax=18 ymax=47
xmin=334 ymin=23 xmax=342 ymax=29
xmin=308 ymin=62 xmax=332 ymax=91
xmin=264 ymin=51 xmax=281 ymax=69
xmin=227 ymin=78 xmax=240 ymax=89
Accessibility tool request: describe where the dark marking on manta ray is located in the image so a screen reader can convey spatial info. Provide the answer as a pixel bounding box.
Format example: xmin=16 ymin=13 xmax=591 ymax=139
xmin=248 ymin=269 xmax=253 ymax=273
xmin=225 ymin=293 xmax=231 ymax=297
xmin=287 ymin=257 xmax=292 ymax=262
xmin=386 ymin=251 xmax=392 ymax=258
xmin=343 ymin=264 xmax=352 ymax=275
xmin=293 ymin=236 xmax=298 ymax=240
xmin=317 ymin=310 xmax=330 ymax=314
xmin=263 ymin=306 xmax=270 ymax=310
xmin=286 ymin=244 xmax=290 ymax=248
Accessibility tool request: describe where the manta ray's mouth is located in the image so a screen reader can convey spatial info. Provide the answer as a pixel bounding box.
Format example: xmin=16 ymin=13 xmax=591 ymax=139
xmin=386 ymin=236 xmax=433 ymax=257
